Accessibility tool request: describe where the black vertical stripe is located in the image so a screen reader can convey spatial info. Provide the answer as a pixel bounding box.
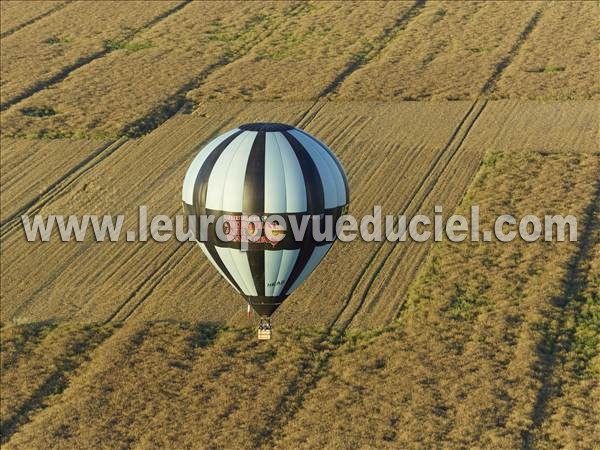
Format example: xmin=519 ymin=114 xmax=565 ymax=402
xmin=278 ymin=131 xmax=326 ymax=297
xmin=242 ymin=131 xmax=266 ymax=296
xmin=193 ymin=129 xmax=244 ymax=217
xmin=202 ymin=243 xmax=244 ymax=294
xmin=297 ymin=129 xmax=350 ymax=205
xmin=242 ymin=131 xmax=266 ymax=214
xmin=282 ymin=131 xmax=325 ymax=213
xmin=247 ymin=249 xmax=265 ymax=297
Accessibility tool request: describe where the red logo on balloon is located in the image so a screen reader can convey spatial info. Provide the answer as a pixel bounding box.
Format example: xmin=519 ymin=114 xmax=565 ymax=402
xmin=222 ymin=215 xmax=284 ymax=247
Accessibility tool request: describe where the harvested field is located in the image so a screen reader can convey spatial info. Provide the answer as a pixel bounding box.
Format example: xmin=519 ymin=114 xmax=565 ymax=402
xmin=1 ymin=147 xmax=597 ymax=448
xmin=461 ymin=100 xmax=599 ymax=154
xmin=0 ymin=322 xmax=115 ymax=444
xmin=273 ymin=150 xmax=600 ymax=449
xmin=1 ymin=101 xmax=596 ymax=330
xmin=1 ymin=2 xmax=597 ymax=138
xmin=0 ymin=1 xmax=68 ymax=39
xmin=0 ymin=138 xmax=113 ymax=225
xmin=336 ymin=1 xmax=546 ymax=100
xmin=1 ymin=101 xmax=480 ymax=328
xmin=185 ymin=1 xmax=416 ymax=103
xmin=134 ymin=101 xmax=481 ymax=328
xmin=0 ymin=102 xmax=313 ymax=324
xmin=494 ymin=1 xmax=600 ymax=100
xmin=1 ymin=1 xmax=598 ymax=448
xmin=337 ymin=101 xmax=488 ymax=329
xmin=345 ymin=100 xmax=599 ymax=328
xmin=0 ymin=1 xmax=181 ymax=108
xmin=0 ymin=1 xmax=306 ymax=138
xmin=0 ymin=321 xmax=322 ymax=449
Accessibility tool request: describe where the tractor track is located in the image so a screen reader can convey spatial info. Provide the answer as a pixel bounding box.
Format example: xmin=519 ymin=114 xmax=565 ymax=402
xmin=0 ymin=1 xmax=72 ymax=40
xmin=107 ymin=242 xmax=193 ymax=323
xmin=360 ymin=101 xmax=487 ymax=325
xmin=10 ymin=238 xmax=94 ymax=320
xmin=329 ymin=100 xmax=487 ymax=330
xmin=295 ymin=99 xmax=327 ymax=130
xmin=317 ymin=0 xmax=427 ymax=99
xmin=382 ymin=100 xmax=487 ymax=319
xmin=480 ymin=6 xmax=545 ymax=96
xmin=0 ymin=1 xmax=191 ymax=112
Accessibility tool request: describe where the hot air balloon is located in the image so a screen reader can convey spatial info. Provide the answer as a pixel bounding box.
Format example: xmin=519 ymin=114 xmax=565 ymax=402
xmin=182 ymin=122 xmax=349 ymax=339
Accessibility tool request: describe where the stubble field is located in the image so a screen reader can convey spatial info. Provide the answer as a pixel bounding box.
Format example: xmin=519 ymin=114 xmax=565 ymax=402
xmin=1 ymin=1 xmax=598 ymax=448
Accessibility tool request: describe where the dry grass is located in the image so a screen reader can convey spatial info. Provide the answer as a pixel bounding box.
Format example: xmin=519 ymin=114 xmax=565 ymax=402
xmin=0 ymin=2 xmax=597 ymax=138
xmin=0 ymin=1 xmax=303 ymax=138
xmin=494 ymin=2 xmax=600 ymax=100
xmin=0 ymin=1 xmax=180 ymax=106
xmin=274 ymin=150 xmax=600 ymax=449
xmin=0 ymin=322 xmax=115 ymax=444
xmin=1 ymin=321 xmax=322 ymax=449
xmin=0 ymin=1 xmax=66 ymax=38
xmin=533 ymin=215 xmax=599 ymax=449
xmin=0 ymin=321 xmax=56 ymax=373
xmin=336 ymin=1 xmax=544 ymax=100
xmin=185 ymin=1 xmax=414 ymax=103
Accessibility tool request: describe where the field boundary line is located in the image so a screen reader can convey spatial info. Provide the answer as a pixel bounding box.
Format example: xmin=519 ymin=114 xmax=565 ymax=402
xmin=0 ymin=1 xmax=191 ymax=112
xmin=327 ymin=100 xmax=482 ymax=330
xmin=0 ymin=1 xmax=71 ymax=40
xmin=0 ymin=137 xmax=128 ymax=239
xmin=343 ymin=100 xmax=488 ymax=329
xmin=317 ymin=0 xmax=426 ymax=98
xmin=521 ymin=178 xmax=600 ymax=449
xmin=389 ymin=100 xmax=489 ymax=321
xmin=0 ymin=325 xmax=116 ymax=445
xmin=480 ymin=6 xmax=545 ymax=96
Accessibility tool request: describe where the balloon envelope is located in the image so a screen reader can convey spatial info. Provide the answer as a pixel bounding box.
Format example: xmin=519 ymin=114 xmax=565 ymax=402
xmin=182 ymin=122 xmax=349 ymax=316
